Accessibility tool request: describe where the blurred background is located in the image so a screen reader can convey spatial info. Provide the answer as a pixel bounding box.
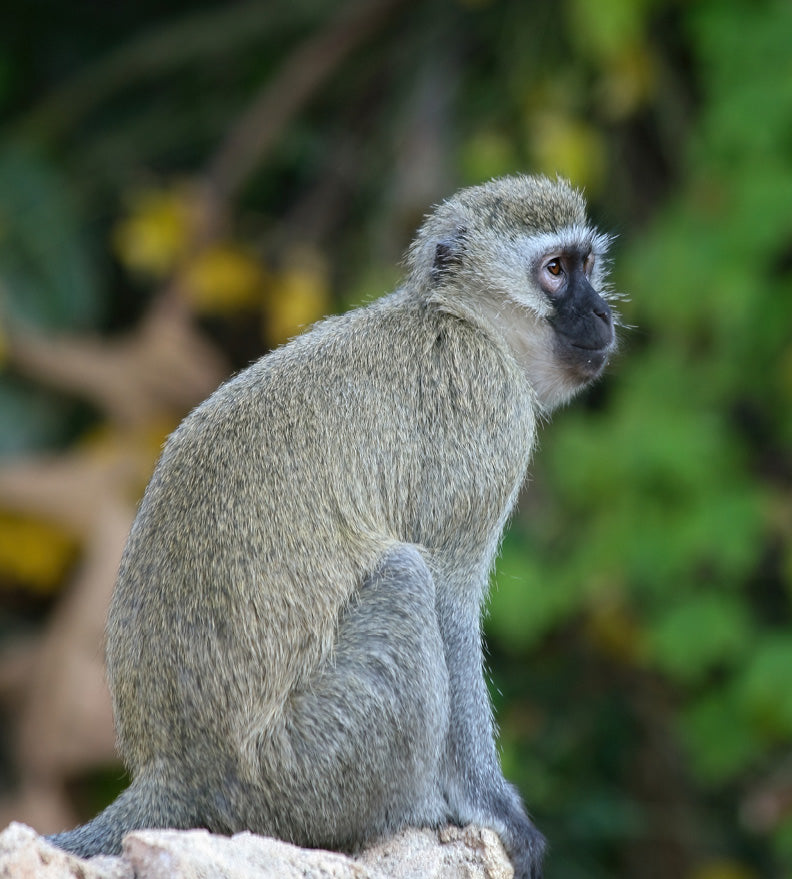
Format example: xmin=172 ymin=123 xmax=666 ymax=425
xmin=0 ymin=0 xmax=790 ymax=877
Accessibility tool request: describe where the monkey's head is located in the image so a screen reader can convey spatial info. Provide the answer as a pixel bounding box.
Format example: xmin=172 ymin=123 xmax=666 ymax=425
xmin=407 ymin=174 xmax=620 ymax=411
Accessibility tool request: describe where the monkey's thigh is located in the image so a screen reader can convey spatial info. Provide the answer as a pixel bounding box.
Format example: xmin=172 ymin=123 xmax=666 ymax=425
xmin=254 ymin=543 xmax=450 ymax=847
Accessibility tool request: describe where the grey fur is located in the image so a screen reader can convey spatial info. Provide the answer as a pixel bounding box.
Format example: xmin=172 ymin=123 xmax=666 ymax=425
xmin=47 ymin=175 xmax=617 ymax=879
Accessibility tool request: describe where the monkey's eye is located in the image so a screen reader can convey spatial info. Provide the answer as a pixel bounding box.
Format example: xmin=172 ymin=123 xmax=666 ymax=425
xmin=584 ymin=253 xmax=594 ymax=276
xmin=539 ymin=256 xmax=567 ymax=295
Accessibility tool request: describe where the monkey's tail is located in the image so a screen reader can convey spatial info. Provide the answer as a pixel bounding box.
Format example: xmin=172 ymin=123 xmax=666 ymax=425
xmin=46 ymin=772 xmax=194 ymax=858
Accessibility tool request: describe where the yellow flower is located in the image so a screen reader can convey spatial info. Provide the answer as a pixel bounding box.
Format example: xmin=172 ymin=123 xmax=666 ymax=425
xmin=265 ymin=248 xmax=331 ymax=348
xmin=529 ymin=113 xmax=607 ymax=194
xmin=113 ymin=187 xmax=197 ymax=279
xmin=0 ymin=514 xmax=77 ymax=595
xmin=182 ymin=245 xmax=269 ymax=313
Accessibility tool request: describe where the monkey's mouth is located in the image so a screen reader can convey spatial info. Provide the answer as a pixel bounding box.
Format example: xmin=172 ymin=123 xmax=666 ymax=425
xmin=570 ymin=341 xmax=611 ymax=353
xmin=560 ymin=341 xmax=613 ymax=379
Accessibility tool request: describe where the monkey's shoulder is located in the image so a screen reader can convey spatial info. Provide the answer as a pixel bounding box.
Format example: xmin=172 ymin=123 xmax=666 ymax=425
xmin=170 ymin=294 xmax=534 ymax=459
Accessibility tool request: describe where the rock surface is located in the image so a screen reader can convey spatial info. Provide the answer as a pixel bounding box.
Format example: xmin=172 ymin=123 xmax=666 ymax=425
xmin=0 ymin=822 xmax=514 ymax=879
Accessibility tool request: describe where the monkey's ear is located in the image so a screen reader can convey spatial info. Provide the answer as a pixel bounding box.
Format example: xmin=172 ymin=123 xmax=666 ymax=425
xmin=431 ymin=226 xmax=467 ymax=285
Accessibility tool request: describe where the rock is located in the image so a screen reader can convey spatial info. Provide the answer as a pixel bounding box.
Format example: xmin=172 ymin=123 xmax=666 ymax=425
xmin=0 ymin=822 xmax=131 ymax=879
xmin=359 ymin=825 xmax=514 ymax=878
xmin=122 ymin=829 xmax=380 ymax=878
xmin=0 ymin=822 xmax=514 ymax=879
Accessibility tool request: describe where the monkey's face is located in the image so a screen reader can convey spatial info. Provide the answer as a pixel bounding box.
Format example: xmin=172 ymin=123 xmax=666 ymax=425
xmin=473 ymin=226 xmax=618 ymax=412
xmin=536 ymin=245 xmax=615 ymax=384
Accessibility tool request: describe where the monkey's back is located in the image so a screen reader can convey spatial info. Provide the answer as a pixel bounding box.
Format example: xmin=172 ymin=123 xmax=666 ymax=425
xmin=106 ymin=293 xmax=536 ymax=775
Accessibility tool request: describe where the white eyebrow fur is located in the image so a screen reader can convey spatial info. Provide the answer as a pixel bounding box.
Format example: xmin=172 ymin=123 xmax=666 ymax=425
xmin=523 ymin=225 xmax=615 ymax=297
xmin=520 ymin=225 xmax=613 ymax=267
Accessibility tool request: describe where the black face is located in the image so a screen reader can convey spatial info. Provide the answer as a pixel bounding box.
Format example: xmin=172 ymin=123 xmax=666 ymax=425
xmin=537 ymin=249 xmax=615 ymax=382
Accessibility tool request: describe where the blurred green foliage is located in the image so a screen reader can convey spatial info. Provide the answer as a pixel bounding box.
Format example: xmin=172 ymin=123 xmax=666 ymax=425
xmin=1 ymin=0 xmax=791 ymax=877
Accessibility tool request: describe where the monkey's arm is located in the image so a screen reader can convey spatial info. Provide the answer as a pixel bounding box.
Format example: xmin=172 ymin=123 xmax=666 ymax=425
xmin=437 ymin=588 xmax=546 ymax=879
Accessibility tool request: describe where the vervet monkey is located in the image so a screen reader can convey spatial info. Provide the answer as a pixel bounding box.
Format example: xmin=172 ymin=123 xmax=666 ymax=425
xmin=48 ymin=175 xmax=618 ymax=879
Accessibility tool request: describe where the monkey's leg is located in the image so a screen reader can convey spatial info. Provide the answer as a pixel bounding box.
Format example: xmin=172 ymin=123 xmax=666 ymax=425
xmin=245 ymin=543 xmax=451 ymax=848
xmin=437 ymin=589 xmax=547 ymax=879
xmin=46 ymin=769 xmax=203 ymax=857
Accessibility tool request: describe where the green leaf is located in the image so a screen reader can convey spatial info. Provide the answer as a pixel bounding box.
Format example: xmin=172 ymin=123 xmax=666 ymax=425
xmin=736 ymin=635 xmax=792 ymax=739
xmin=0 ymin=144 xmax=102 ymax=330
xmin=679 ymin=688 xmax=760 ymax=784
xmin=488 ymin=535 xmax=579 ymax=652
xmin=647 ymin=593 xmax=753 ymax=685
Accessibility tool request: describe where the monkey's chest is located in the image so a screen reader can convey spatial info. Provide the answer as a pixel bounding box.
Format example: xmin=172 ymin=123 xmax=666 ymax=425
xmin=403 ymin=423 xmax=533 ymax=557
